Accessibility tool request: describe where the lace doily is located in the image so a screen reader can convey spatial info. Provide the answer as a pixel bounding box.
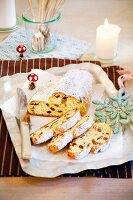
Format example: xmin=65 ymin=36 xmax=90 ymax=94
xmin=0 ymin=28 xmax=90 ymax=60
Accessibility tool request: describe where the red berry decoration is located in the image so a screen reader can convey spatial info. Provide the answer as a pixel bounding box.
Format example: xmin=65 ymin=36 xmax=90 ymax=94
xmin=27 ymin=73 xmax=38 ymax=90
xmin=16 ymin=44 xmax=27 ymax=59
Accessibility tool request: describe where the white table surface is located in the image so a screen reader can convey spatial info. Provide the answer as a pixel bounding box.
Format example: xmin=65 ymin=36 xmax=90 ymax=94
xmin=0 ymin=1 xmax=133 ymax=200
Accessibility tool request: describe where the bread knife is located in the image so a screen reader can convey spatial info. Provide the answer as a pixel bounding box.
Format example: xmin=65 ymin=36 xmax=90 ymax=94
xmin=17 ymin=88 xmax=32 ymax=160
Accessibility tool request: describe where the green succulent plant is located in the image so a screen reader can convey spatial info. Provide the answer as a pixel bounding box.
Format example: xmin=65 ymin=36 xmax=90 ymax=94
xmin=92 ymin=88 xmax=133 ymax=134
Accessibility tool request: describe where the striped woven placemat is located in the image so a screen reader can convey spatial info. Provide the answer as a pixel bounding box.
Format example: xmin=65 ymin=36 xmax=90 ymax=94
xmin=0 ymin=58 xmax=132 ymax=178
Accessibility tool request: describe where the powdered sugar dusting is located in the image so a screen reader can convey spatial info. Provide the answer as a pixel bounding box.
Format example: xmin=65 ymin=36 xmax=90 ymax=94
xmin=31 ymin=69 xmax=93 ymax=103
xmin=56 ymin=69 xmax=93 ymax=103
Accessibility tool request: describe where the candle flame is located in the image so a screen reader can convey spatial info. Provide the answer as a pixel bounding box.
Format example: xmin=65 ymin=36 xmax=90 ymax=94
xmin=104 ymin=18 xmax=109 ymax=26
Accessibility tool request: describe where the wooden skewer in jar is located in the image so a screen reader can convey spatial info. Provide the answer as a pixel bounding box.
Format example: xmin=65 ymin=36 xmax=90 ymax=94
xmin=28 ymin=0 xmax=65 ymax=52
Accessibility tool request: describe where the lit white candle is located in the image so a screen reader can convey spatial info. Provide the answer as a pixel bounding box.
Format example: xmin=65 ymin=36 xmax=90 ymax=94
xmin=96 ymin=19 xmax=121 ymax=60
xmin=0 ymin=0 xmax=16 ymax=28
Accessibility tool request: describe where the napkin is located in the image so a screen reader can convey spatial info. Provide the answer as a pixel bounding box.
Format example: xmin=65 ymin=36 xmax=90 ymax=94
xmin=0 ymin=28 xmax=90 ymax=60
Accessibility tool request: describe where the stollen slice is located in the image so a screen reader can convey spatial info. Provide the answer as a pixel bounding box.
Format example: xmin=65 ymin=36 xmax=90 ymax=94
xmin=28 ymin=100 xmax=64 ymax=117
xmin=49 ymin=92 xmax=87 ymax=116
xmin=28 ymin=92 xmax=87 ymax=117
xmin=48 ymin=115 xmax=94 ymax=153
xmin=68 ymin=122 xmax=113 ymax=159
xmin=30 ymin=109 xmax=81 ymax=144
xmin=30 ymin=118 xmax=58 ymax=144
xmin=53 ymin=109 xmax=81 ymax=135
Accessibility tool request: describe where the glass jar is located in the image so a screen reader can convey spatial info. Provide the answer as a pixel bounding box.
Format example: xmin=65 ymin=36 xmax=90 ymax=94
xmin=22 ymin=8 xmax=61 ymax=53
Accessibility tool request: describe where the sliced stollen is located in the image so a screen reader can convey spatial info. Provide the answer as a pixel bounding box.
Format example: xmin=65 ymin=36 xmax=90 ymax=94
xmin=72 ymin=115 xmax=94 ymax=138
xmin=49 ymin=92 xmax=87 ymax=116
xmin=53 ymin=109 xmax=81 ymax=135
xmin=48 ymin=115 xmax=94 ymax=153
xmin=30 ymin=119 xmax=58 ymax=144
xmin=28 ymin=69 xmax=93 ymax=117
xmin=68 ymin=122 xmax=113 ymax=159
xmin=48 ymin=131 xmax=74 ymax=153
xmin=30 ymin=109 xmax=81 ymax=144
xmin=28 ymin=100 xmax=64 ymax=117
xmin=28 ymin=92 xmax=86 ymax=117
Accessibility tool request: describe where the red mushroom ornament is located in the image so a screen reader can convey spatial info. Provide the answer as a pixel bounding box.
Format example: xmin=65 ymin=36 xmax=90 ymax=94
xmin=16 ymin=44 xmax=26 ymax=59
xmin=27 ymin=73 xmax=38 ymax=90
